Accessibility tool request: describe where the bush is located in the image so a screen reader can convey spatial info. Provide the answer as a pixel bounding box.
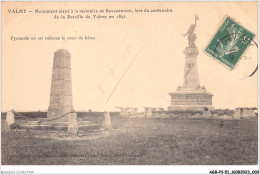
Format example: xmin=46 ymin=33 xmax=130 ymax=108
xmin=9 ymin=123 xmax=22 ymax=130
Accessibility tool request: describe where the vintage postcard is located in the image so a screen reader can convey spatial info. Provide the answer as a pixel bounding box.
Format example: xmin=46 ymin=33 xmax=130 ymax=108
xmin=1 ymin=1 xmax=258 ymax=174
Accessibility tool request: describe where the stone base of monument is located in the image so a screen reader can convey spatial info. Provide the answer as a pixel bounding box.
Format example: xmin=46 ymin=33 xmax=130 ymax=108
xmin=168 ymin=89 xmax=214 ymax=112
xmin=21 ymin=113 xmax=99 ymax=131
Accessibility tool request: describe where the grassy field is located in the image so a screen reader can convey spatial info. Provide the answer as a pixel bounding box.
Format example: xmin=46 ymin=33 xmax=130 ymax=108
xmin=1 ymin=117 xmax=258 ymax=165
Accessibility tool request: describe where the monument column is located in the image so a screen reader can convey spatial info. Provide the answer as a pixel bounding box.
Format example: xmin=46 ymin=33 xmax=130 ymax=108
xmin=183 ymin=46 xmax=200 ymax=89
xmin=47 ymin=49 xmax=73 ymax=118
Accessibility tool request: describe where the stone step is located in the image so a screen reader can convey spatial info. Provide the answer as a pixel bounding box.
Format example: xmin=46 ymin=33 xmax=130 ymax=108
xmin=39 ymin=121 xmax=91 ymax=126
xmin=21 ymin=123 xmax=100 ymax=131
xmin=22 ymin=118 xmax=95 ymax=131
xmin=39 ymin=117 xmax=68 ymax=122
xmin=78 ymin=121 xmax=91 ymax=125
xmin=47 ymin=122 xmax=67 ymax=126
xmin=26 ymin=121 xmax=39 ymax=125
xmin=44 ymin=119 xmax=68 ymax=123
xmin=25 ymin=120 xmax=91 ymax=126
xmin=79 ymin=123 xmax=98 ymax=127
xmin=20 ymin=125 xmax=52 ymax=129
xmin=21 ymin=124 xmax=67 ymax=130
xmin=24 ymin=124 xmax=96 ymax=128
xmin=38 ymin=117 xmax=84 ymax=123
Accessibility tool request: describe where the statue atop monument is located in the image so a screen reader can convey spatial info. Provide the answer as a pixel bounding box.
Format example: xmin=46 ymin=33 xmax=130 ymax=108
xmin=183 ymin=15 xmax=199 ymax=48
xmin=183 ymin=15 xmax=199 ymax=57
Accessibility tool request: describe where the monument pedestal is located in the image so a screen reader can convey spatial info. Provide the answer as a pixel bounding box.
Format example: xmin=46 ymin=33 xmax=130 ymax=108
xmin=168 ymin=87 xmax=213 ymax=112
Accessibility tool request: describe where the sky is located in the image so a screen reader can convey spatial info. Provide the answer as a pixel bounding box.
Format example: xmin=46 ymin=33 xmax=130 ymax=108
xmin=2 ymin=1 xmax=258 ymax=112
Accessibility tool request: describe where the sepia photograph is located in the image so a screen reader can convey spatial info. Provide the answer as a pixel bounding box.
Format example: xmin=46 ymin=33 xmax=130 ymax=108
xmin=1 ymin=1 xmax=258 ymax=174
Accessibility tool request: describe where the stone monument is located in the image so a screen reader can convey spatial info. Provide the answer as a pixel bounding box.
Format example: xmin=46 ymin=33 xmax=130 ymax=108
xmin=168 ymin=15 xmax=214 ymax=111
xmin=144 ymin=107 xmax=153 ymax=118
xmin=5 ymin=111 xmax=14 ymax=131
xmin=68 ymin=112 xmax=78 ymax=134
xmin=117 ymin=107 xmax=138 ymax=117
xmin=47 ymin=49 xmax=74 ymax=118
xmin=233 ymin=108 xmax=256 ymax=118
xmin=103 ymin=112 xmax=112 ymax=130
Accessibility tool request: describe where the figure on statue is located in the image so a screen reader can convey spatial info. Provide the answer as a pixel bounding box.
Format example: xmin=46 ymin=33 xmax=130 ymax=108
xmin=183 ymin=15 xmax=199 ymax=48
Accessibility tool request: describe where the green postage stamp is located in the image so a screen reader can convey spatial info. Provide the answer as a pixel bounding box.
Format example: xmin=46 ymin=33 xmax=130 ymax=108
xmin=205 ymin=16 xmax=255 ymax=69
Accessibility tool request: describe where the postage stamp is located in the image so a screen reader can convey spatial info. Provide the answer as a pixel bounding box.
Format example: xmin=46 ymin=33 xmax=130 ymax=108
xmin=205 ymin=16 xmax=255 ymax=69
